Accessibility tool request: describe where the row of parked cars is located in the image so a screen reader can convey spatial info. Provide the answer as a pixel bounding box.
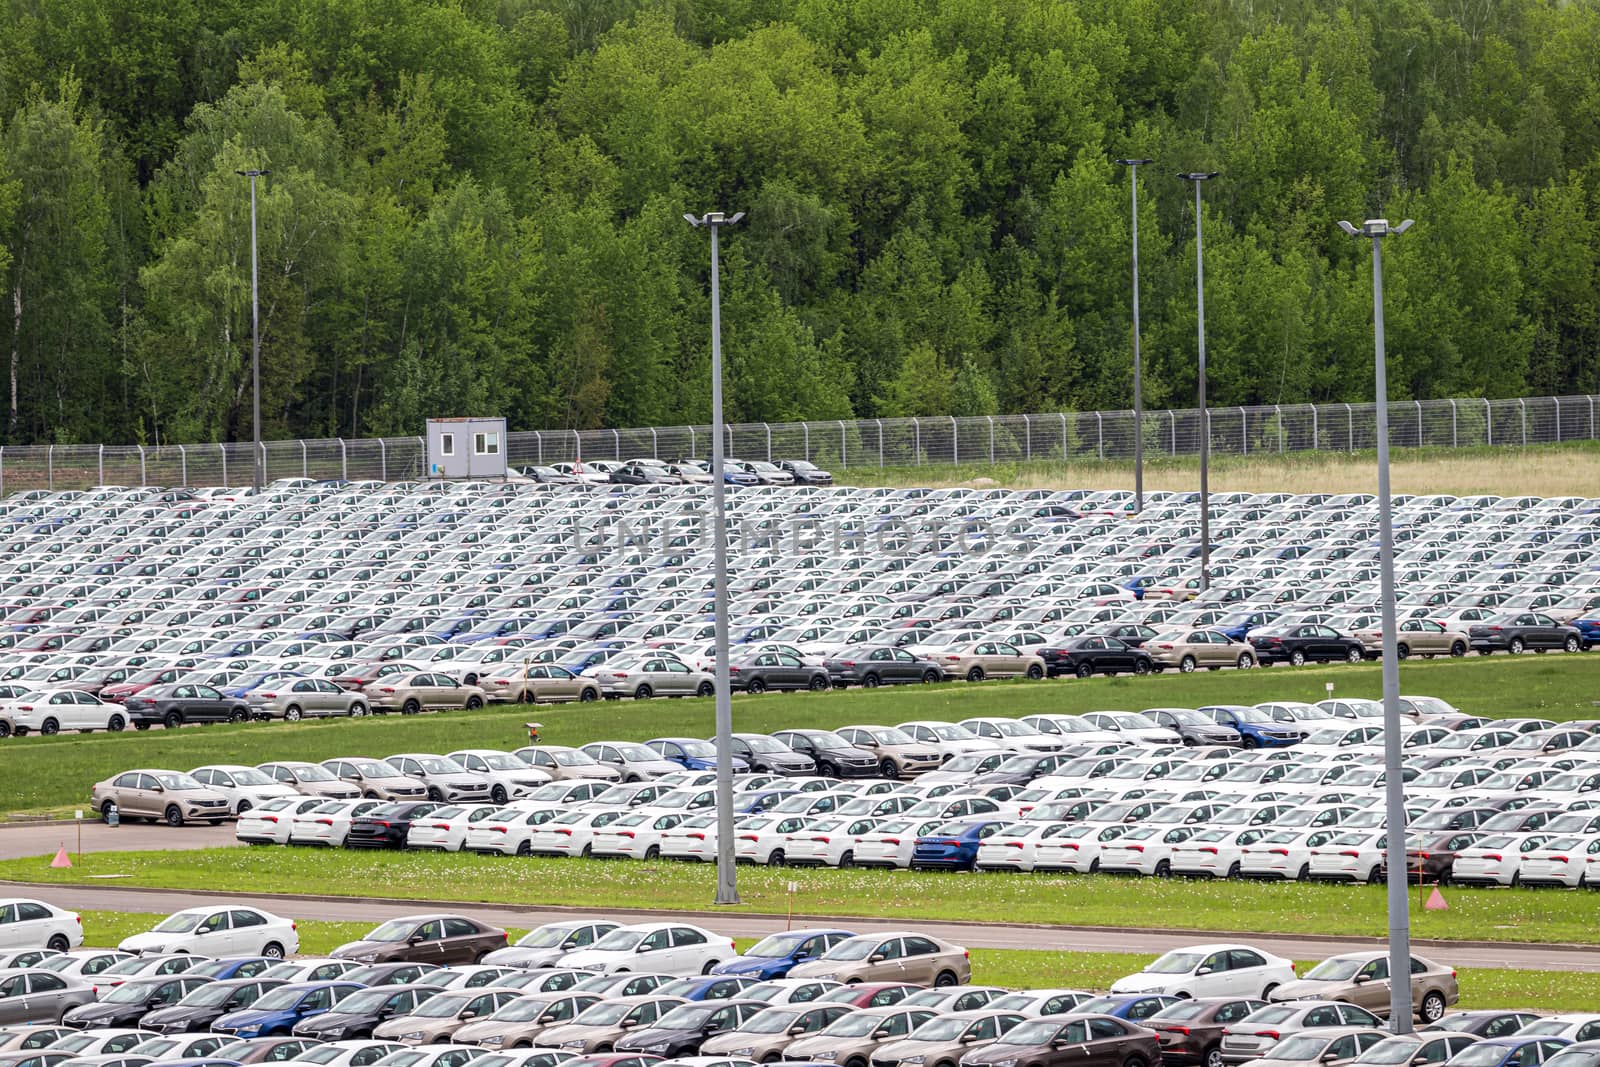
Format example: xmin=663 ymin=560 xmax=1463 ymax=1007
xmin=517 ymin=459 xmax=834 ymax=488
xmin=2 ymin=478 xmax=1599 ymax=738
xmin=104 ymin=696 xmax=1597 ymax=887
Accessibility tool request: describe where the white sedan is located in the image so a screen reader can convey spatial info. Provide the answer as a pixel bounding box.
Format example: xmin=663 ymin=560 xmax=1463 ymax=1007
xmin=6 ymin=689 xmax=130 ymax=734
xmin=1096 ymin=826 xmax=1199 ymax=876
xmin=1306 ymin=830 xmax=1388 ymax=883
xmin=659 ymin=815 xmax=721 ymax=862
xmin=118 ymin=906 xmax=300 ymax=958
xmin=526 ymin=809 xmax=631 ymax=857
xmin=463 ymin=807 xmax=565 ymax=855
xmin=1031 ymin=824 xmax=1131 ymax=874
xmin=189 ymin=765 xmax=301 ymax=815
xmin=589 ymin=811 xmax=690 ymax=860
xmin=1450 ymin=833 xmax=1553 ymax=886
xmin=1238 ymin=829 xmax=1346 ymax=882
xmin=286 ymin=799 xmax=386 ymax=847
xmin=1109 ymin=944 xmax=1297 ymax=999
xmin=1168 ymin=827 xmax=1274 ymax=880
xmin=405 ymin=804 xmax=503 ymax=851
xmin=1520 ymin=835 xmax=1600 ymax=887
xmin=237 ymin=797 xmax=330 ymax=845
xmin=446 ymin=750 xmax=554 ymax=803
xmin=973 ymin=822 xmax=1077 ymax=872
xmin=849 ymin=819 xmax=947 ymax=869
xmin=561 ymin=922 xmax=735 ymax=975
xmin=274 ymin=1041 xmax=408 ymax=1067
xmin=0 ymin=898 xmax=84 ymax=952
xmin=732 ymin=816 xmax=813 ymax=866
xmin=781 ymin=817 xmax=885 ymax=868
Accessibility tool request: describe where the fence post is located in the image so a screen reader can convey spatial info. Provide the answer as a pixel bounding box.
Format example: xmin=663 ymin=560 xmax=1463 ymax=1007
xmin=800 ymin=423 xmax=807 ymax=463
xmin=98 ymin=444 xmax=104 ymax=485
xmin=1591 ymin=396 xmax=1596 ymax=441
xmin=612 ymin=429 xmax=621 ymax=460
xmin=139 ymin=445 xmax=147 ymax=486
xmin=838 ymin=421 xmax=847 ymax=469
xmin=650 ymin=427 xmax=658 ymax=460
xmin=179 ymin=444 xmax=187 ymax=486
xmin=988 ymin=416 xmax=995 ymax=463
xmin=300 ymin=440 xmax=308 ymax=478
xmin=1415 ymin=400 xmax=1423 ymax=447
xmin=1023 ymin=414 xmax=1032 ymax=460
xmin=877 ymin=419 xmax=884 ymax=467
xmin=1311 ymin=405 xmax=1318 ymax=450
xmin=1519 ymin=398 xmax=1527 ymax=445
xmin=951 ymin=417 xmax=959 ymax=465
xmin=1095 ymin=412 xmax=1104 ymax=459
xmin=1345 ymin=403 xmax=1354 ymax=451
xmin=0 ymin=448 xmax=5 ymax=497
xmin=913 ymin=418 xmax=920 ymax=465
xmin=220 ymin=444 xmax=227 ymax=485
xmin=1555 ymin=398 xmax=1561 ymax=443
xmin=1061 ymin=413 xmax=1068 ymax=460
xmin=379 ymin=438 xmax=387 ymax=481
xmin=415 ymin=437 xmax=424 ymax=480
xmin=1274 ymin=406 xmax=1284 ymax=453
xmin=1169 ymin=411 xmax=1176 ymax=455
xmin=1240 ymin=408 xmax=1248 ymax=455
xmin=1484 ymin=399 xmax=1492 ymax=445
xmin=338 ymin=439 xmax=347 ymax=481
xmin=1451 ymin=400 xmax=1458 ymax=448
xmin=47 ymin=444 xmax=53 ymax=490
xmin=764 ymin=423 xmax=772 ymax=462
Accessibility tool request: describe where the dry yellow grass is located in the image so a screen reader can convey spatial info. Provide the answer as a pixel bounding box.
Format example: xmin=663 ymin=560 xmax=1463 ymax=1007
xmin=843 ymin=442 xmax=1600 ymax=497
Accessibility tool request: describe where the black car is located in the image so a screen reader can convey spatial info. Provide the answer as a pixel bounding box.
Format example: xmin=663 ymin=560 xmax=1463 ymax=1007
xmin=1038 ymin=635 xmax=1156 ymax=678
xmin=969 ymin=753 xmax=1075 ymax=786
xmin=291 ymin=983 xmax=444 ymax=1040
xmin=63 ymin=976 xmax=213 ymax=1029
xmin=1249 ymin=624 xmax=1367 ymax=665
xmin=139 ymin=979 xmax=283 ymax=1034
xmin=517 ymin=466 xmax=579 ymax=484
xmin=1468 ymin=613 xmax=1584 ymax=655
xmin=726 ymin=733 xmax=815 ymax=775
xmin=769 ymin=729 xmax=880 ymax=779
xmin=338 ymin=962 xmax=443 ymax=987
xmin=120 ymin=683 xmax=252 ymax=728
xmin=728 ymin=652 xmax=830 ymax=694
xmin=344 ymin=801 xmax=441 ymax=849
xmin=776 ymin=460 xmax=834 ymax=485
xmin=610 ymin=464 xmax=682 ymax=485
xmin=823 ymin=645 xmax=944 ymax=688
xmin=1423 ymin=1011 xmax=1542 ymax=1038
xmin=1096 ymin=624 xmax=1160 ymax=649
xmin=613 ymin=999 xmax=768 ymax=1058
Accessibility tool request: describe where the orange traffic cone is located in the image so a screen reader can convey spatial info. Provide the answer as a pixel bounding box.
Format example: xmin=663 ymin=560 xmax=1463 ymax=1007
xmin=50 ymin=846 xmax=72 ymax=869
xmin=1425 ymin=887 xmax=1448 ymax=911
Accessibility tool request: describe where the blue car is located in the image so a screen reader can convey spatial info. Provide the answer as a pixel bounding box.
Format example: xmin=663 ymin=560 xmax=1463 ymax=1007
xmin=188 ymin=957 xmax=274 ymax=980
xmin=212 ymin=981 xmax=365 ymax=1038
xmin=653 ymin=974 xmax=763 ymax=1000
xmin=646 ymin=737 xmax=750 ymax=773
xmin=1575 ymin=613 xmax=1600 ymax=649
xmin=1450 ymin=1039 xmax=1571 ymax=1067
xmin=711 ymin=929 xmax=857 ymax=979
xmin=1197 ymin=705 xmax=1304 ymax=748
xmin=735 ymin=789 xmax=798 ymax=815
xmin=909 ymin=818 xmax=1008 ymax=871
xmin=1070 ymin=993 xmax=1183 ymax=1020
xmin=1217 ymin=610 xmax=1281 ymax=641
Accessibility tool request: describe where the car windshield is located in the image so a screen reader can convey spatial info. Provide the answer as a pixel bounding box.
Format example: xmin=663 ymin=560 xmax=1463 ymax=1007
xmin=415 ymin=757 xmax=462 ymax=774
xmin=179 ymin=983 xmax=248 ymax=1007
xmin=741 ymin=1009 xmax=802 ymax=1034
xmin=286 ymin=765 xmax=336 ymax=782
xmin=591 ymin=928 xmax=647 ymax=952
xmin=746 ymin=933 xmax=814 ymax=959
xmin=1302 ymin=958 xmax=1367 ymax=981
xmin=154 ymin=772 xmax=204 ymax=789
xmin=353 ymin=760 xmax=396 ymax=776
xmin=1144 ymin=951 xmax=1204 ymax=975
xmin=655 ymin=1004 xmax=718 ymax=1029
xmin=909 ymin=1017 xmax=971 ymax=1041
xmin=573 ymin=1001 xmax=634 ymax=1025
xmin=1150 ymin=1002 xmax=1213 ymax=1022
xmin=823 ymin=1012 xmax=890 ymax=1037
xmin=223 ymin=768 xmax=273 ymax=786
xmin=252 ymin=985 xmax=315 ymax=1010
xmin=1443 ymin=1046 xmax=1518 ymax=1067
xmin=1268 ymin=1036 xmax=1334 ymax=1061
xmin=672 ymin=740 xmax=717 ymax=758
xmin=615 ymin=744 xmax=661 ymax=761
xmin=373 ymin=1053 xmax=427 ymax=1067
xmin=822 ymin=937 xmax=886 ymax=962
xmin=477 ymin=754 xmax=525 ymax=771
xmin=1357 ymin=1040 xmax=1427 ymax=1065
xmin=335 ymin=989 xmax=398 ymax=1014
xmin=301 ymin=1046 xmax=362 ymax=1064
xmin=412 ymin=992 xmax=473 ymax=1018
xmin=101 ymin=978 xmax=169 ymax=1003
xmin=363 ymin=919 xmax=421 ymax=943
xmin=153 ymin=910 xmax=208 ymax=933
xmin=516 ymin=927 xmax=575 ymax=949
xmin=490 ymin=996 xmax=559 ymax=1021
xmin=1001 ymin=1020 xmax=1070 ymax=1045
xmin=1074 ymin=998 xmax=1127 ymax=1014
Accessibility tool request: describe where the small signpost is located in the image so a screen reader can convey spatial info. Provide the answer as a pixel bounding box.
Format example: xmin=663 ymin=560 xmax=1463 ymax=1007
xmin=786 ymin=881 xmax=799 ymax=929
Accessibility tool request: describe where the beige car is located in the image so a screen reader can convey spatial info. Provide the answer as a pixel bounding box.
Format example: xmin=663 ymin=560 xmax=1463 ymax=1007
xmin=480 ymin=666 xmax=602 ymax=705
xmin=698 ymin=1003 xmax=856 ymax=1061
xmin=319 ymin=757 xmax=428 ymax=800
xmin=538 ymin=995 xmax=686 ymax=1053
xmin=788 ymin=932 xmax=972 ymax=987
xmin=368 ymin=672 xmax=489 ymax=715
xmin=252 ymin=677 xmax=370 ymax=720
xmin=833 ymin=727 xmax=944 ymax=778
xmin=453 ymin=992 xmax=602 ymax=1049
xmin=868 ymin=1009 xmax=1027 ymax=1067
xmin=1146 ymin=629 xmax=1258 ymax=672
xmin=1350 ymin=620 xmax=1470 ymax=660
xmin=783 ymin=1005 xmax=940 ymax=1066
xmin=256 ymin=761 xmax=362 ymax=799
xmin=921 ymin=642 xmax=1045 ymax=683
xmin=513 ymin=746 xmax=623 ymax=782
xmin=90 ymin=768 xmax=232 ymax=826
xmin=1267 ymin=952 xmax=1459 ymax=1022
xmin=372 ymin=988 xmax=525 ymax=1045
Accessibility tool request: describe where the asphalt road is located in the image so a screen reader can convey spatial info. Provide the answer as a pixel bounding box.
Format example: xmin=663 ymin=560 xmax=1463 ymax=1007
xmin=7 ymin=879 xmax=1598 ymax=974
xmin=0 ymin=820 xmax=238 ymax=860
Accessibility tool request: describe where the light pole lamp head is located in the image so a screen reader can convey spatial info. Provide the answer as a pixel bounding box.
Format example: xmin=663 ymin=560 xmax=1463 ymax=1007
xmin=1340 ymin=219 xmax=1414 ymax=238
xmin=234 ymin=169 xmax=271 ymax=178
xmin=684 ymin=212 xmax=745 ymax=228
xmin=1115 ymin=158 xmax=1155 ymax=167
xmin=1177 ymin=171 xmax=1219 ymax=182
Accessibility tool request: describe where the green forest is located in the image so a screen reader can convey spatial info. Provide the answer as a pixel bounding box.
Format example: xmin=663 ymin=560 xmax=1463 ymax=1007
xmin=1 ymin=0 xmax=1598 ymax=447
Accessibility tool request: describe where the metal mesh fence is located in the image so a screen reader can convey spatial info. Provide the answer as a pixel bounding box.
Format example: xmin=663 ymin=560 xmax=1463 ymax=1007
xmin=1 ymin=395 xmax=1595 ymax=492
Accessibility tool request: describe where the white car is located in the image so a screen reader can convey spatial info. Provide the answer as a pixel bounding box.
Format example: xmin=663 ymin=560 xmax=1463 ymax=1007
xmin=0 ymin=898 xmax=84 ymax=952
xmin=1109 ymin=944 xmax=1297 ymax=999
xmin=118 ymin=906 xmax=300 ymax=958
xmin=894 ymin=721 xmax=1006 ymax=760
xmin=659 ymin=815 xmax=721 ymax=862
xmin=560 ymin=922 xmax=735 ymax=975
xmin=446 ymin=750 xmax=555 ymax=804
xmin=1168 ymin=828 xmax=1275 ymax=880
xmin=463 ymin=807 xmax=566 ymax=856
xmin=6 ymin=689 xmax=129 ymax=734
xmin=1096 ymin=826 xmax=1198 ymax=876
xmin=237 ymin=796 xmax=330 ymax=845
xmin=405 ymin=804 xmax=503 ymax=851
xmin=849 ymin=819 xmax=947 ymax=869
xmin=286 ymin=799 xmax=386 ymax=847
xmin=189 ymin=765 xmax=301 ymax=815
xmin=973 ymin=822 xmax=1077 ymax=872
xmin=1306 ymin=831 xmax=1389 ymax=883
xmin=1080 ymin=711 xmax=1185 ymax=746
xmin=1520 ymin=835 xmax=1600 ymax=887
xmin=732 ymin=816 xmax=813 ymax=866
xmin=1449 ymin=833 xmax=1553 ymax=886
xmin=1031 ymin=824 xmax=1131 ymax=874
xmin=1237 ymin=829 xmax=1345 ymax=882
xmin=526 ymin=809 xmax=632 ymax=857
xmin=273 ymin=1041 xmax=408 ymax=1067
xmin=589 ymin=811 xmax=690 ymax=860
xmin=780 ymin=817 xmax=884 ymax=868
xmin=36 ymin=949 xmax=132 ymax=980
xmin=739 ymin=979 xmax=844 ymax=1005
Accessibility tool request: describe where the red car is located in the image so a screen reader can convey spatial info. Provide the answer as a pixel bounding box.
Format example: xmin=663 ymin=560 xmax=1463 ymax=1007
xmin=100 ymin=667 xmax=186 ymax=703
xmin=817 ymin=983 xmax=921 ymax=1008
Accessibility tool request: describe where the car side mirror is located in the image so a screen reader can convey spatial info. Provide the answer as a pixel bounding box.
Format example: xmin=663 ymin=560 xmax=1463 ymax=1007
xmin=460 ymin=1010 xmax=477 ymax=1020
xmin=1196 ymin=967 xmax=1213 ymax=976
xmin=151 ymin=784 xmax=165 ymax=793
xmin=1050 ymin=1039 xmax=1071 ymax=1050
xmin=1352 ymin=974 xmax=1369 ymax=984
xmin=958 ymin=1034 xmax=979 ymax=1044
xmin=1321 ymin=1054 xmax=1339 ymax=1063
xmin=408 ymin=934 xmax=425 ymax=944
xmin=619 ymin=1019 xmax=637 ymax=1029
xmin=868 ymin=954 xmax=886 ymax=964
xmin=789 ymin=1025 xmax=809 ymax=1036
xmin=873 ymin=1029 xmax=891 ymax=1040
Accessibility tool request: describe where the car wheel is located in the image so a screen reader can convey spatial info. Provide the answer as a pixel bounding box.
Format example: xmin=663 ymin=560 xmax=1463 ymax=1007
xmin=768 ymin=849 xmax=785 ymax=867
xmin=695 ymin=681 xmax=714 ymax=698
xmin=164 ymin=804 xmax=185 ymax=827
xmin=880 ymin=758 xmax=900 ymax=779
xmin=921 ymin=669 xmax=940 ymax=684
xmin=1565 ymin=635 xmax=1582 ymax=653
xmin=635 ymin=684 xmax=654 ymax=700
xmin=1369 ymin=866 xmax=1385 ymax=884
xmin=1226 ymin=861 xmax=1241 ymax=879
xmin=862 ymin=673 xmax=881 ymax=689
xmin=460 ymin=695 xmax=482 ymax=710
xmin=491 ymin=785 xmax=508 ymax=805
xmin=427 ymin=786 xmax=445 ymax=802
xmin=1241 ymin=735 xmax=1259 ymax=750
xmin=101 ymin=800 xmax=118 ymax=822
xmin=237 ymin=800 xmax=253 ymax=816
xmin=818 ymin=762 xmax=839 ymax=779
xmin=1296 ymin=863 xmax=1310 ymax=881
xmin=966 ymin=666 xmax=985 ymax=683
xmin=0 ymin=721 xmax=9 ymax=739
xmin=809 ymin=674 xmax=830 ymax=691
xmin=747 ymin=679 xmax=767 ymax=695
xmin=934 ymin=970 xmax=959 ymax=987
xmin=516 ymin=840 xmax=532 ymax=856
xmin=1133 ymin=659 xmax=1151 ymax=676
xmin=1510 ymin=637 xmax=1526 ymax=654
xmin=262 ymin=941 xmax=285 ymax=959
xmin=107 ymin=714 xmax=125 ymax=732
xmin=229 ymin=707 xmax=249 ymax=723
xmin=1260 ymin=983 xmax=1279 ymax=999
xmin=47 ymin=934 xmax=70 ymax=953
xmin=702 ymin=959 xmax=718 ymax=975
xmin=839 ymin=850 xmax=854 ymax=868
xmin=581 ymin=687 xmax=600 ymax=702
xmin=1450 ymin=641 xmax=1466 ymax=657
xmin=1124 ymin=1055 xmax=1149 ymax=1067
xmin=1204 ymin=1046 xmax=1225 ymax=1067
xmin=284 ymin=705 xmax=304 ymax=722
xmin=1346 ymin=646 xmax=1363 ymax=664
xmin=402 ymin=699 xmax=422 ymax=715
xmin=1075 ymin=663 xmax=1094 ymax=679
xmin=644 ymin=845 xmax=660 ymax=861
xmin=162 ymin=710 xmax=182 ymax=730
xmin=40 ymin=718 xmax=59 ymax=736
xmin=1153 ymin=859 xmax=1171 ymax=878
xmin=1180 ymin=656 xmax=1198 ymax=673
xmin=1420 ymin=991 xmax=1447 ymax=1023
xmin=1026 ymin=663 xmax=1044 ymax=680
xmin=1289 ymin=650 xmax=1307 ymax=666
xmin=349 ymin=702 xmax=368 ymax=717
xmin=1237 ymin=653 xmax=1255 ymax=670
xmin=1396 ymin=643 xmax=1410 ymax=659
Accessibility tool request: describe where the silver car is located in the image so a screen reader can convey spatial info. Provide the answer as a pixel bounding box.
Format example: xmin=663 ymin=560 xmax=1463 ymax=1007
xmin=591 ymin=656 xmax=714 ymax=700
xmin=0 ymin=969 xmax=96 ymax=1024
xmin=251 ymin=678 xmax=369 ymax=720
xmin=385 ymin=753 xmax=493 ymax=803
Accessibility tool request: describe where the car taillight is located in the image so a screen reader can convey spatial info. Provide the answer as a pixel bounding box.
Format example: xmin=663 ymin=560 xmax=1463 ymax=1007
xmin=489 ymin=826 xmax=508 ymax=833
xmin=17 ymin=704 xmax=32 ymax=711
xmin=1340 ymin=850 xmax=1361 ymax=857
xmin=375 ymin=820 xmax=392 ymax=828
xmin=1483 ymin=853 xmax=1502 ymax=861
xmin=1005 ymin=842 xmax=1025 ymax=849
xmin=688 ymin=833 xmax=706 ymax=840
xmin=813 ymin=836 xmax=831 ymax=843
xmin=738 ymin=834 xmax=758 ymax=841
xmin=1269 ymin=848 xmax=1289 ymax=855
xmin=1156 ymin=643 xmax=1173 ymax=650
xmin=316 ymin=818 xmax=333 ymax=825
xmin=1258 ymin=1030 xmax=1280 ymax=1040
xmin=432 ymin=823 xmax=451 ymax=829
xmin=1552 ymin=854 xmax=1570 ymax=862
xmin=882 ymin=838 xmax=900 ymax=845
xmin=380 ymin=687 xmax=395 ymax=693
xmin=1162 ymin=1026 xmax=1191 ymax=1036
xmin=492 ymin=680 xmax=511 ymax=686
xmin=554 ymin=829 xmax=573 ymax=836
xmin=1128 ymin=845 xmax=1144 ymax=852
xmin=840 ymin=660 xmax=855 ymax=667
xmin=1199 ymin=847 xmax=1218 ymax=854
xmin=263 ymin=816 xmax=278 ymax=823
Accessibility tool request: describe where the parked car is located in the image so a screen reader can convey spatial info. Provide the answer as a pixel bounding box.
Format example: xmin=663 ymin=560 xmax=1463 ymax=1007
xmin=331 ymin=915 xmax=509 ymax=966
xmin=90 ymin=770 xmax=231 ymax=826
xmin=120 ymin=685 xmax=253 ymax=728
xmin=1268 ymin=953 xmax=1460 ymax=1022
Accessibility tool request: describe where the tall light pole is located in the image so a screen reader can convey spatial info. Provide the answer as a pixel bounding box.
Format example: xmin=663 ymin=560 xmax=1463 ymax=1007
xmin=684 ymin=210 xmax=744 ymax=906
xmin=1178 ymin=172 xmax=1218 ymax=590
xmin=1116 ymin=159 xmax=1153 ymax=514
xmin=236 ymin=168 xmax=270 ymax=492
xmin=1339 ymin=216 xmax=1415 ymax=1032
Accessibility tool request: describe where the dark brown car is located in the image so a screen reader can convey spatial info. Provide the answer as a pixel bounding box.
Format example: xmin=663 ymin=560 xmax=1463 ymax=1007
xmin=959 ymin=1014 xmax=1163 ymax=1067
xmin=331 ymin=914 xmax=508 ymax=966
xmin=1147 ymin=998 xmax=1267 ymax=1067
xmin=870 ymin=1010 xmax=1026 ymax=1067
xmin=1398 ymin=833 xmax=1483 ymax=885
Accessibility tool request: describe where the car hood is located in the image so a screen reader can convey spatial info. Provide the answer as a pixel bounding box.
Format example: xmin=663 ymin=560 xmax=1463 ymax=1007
xmin=709 ymin=956 xmax=784 ymax=977
xmin=481 ymin=946 xmax=562 ymax=966
xmin=557 ymin=950 xmax=625 ymax=970
xmin=120 ymin=933 xmax=186 ymax=954
xmin=216 ymin=1007 xmax=295 ymax=1029
xmin=140 ymin=1004 xmax=218 ymax=1025
xmin=1269 ymin=979 xmax=1351 ymax=1002
xmin=331 ymin=940 xmax=401 ymax=960
xmin=1109 ymin=972 xmax=1178 ymax=995
xmin=64 ymin=1001 xmax=135 ymax=1022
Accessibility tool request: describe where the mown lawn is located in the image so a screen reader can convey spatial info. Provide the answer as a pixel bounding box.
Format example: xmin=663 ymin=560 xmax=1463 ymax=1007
xmin=3 ymin=653 xmax=1598 ymax=814
xmin=12 ymin=845 xmax=1598 ymax=945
